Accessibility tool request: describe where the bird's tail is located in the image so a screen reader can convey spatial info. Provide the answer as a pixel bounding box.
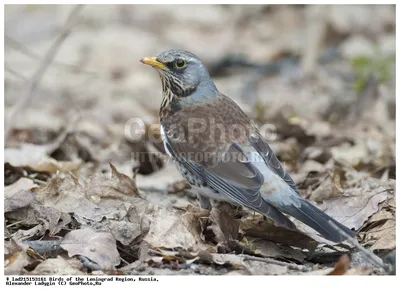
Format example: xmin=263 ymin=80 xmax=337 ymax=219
xmin=280 ymin=199 xmax=356 ymax=243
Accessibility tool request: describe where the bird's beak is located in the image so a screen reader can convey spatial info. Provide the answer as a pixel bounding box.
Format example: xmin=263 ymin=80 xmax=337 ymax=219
xmin=140 ymin=57 xmax=166 ymax=69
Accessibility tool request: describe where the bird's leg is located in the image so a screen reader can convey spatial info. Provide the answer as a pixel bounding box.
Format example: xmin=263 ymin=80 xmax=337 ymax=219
xmin=197 ymin=194 xmax=212 ymax=211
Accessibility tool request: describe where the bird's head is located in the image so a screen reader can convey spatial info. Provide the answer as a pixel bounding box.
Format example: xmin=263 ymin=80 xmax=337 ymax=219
xmin=140 ymin=49 xmax=217 ymax=101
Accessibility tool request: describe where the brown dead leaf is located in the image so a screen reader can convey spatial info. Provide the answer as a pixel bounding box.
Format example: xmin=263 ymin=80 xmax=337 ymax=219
xmin=243 ymin=259 xmax=289 ymax=275
xmin=30 ymin=256 xmax=85 ymax=275
xmin=5 ymin=177 xmax=38 ymax=198
xmin=5 ymin=162 xmax=25 ymax=186
xmin=240 ymin=215 xmax=318 ymax=250
xmin=363 ymin=219 xmax=395 ymax=252
xmin=5 ymin=144 xmax=82 ymax=174
xmin=35 ymin=164 xmax=143 ymax=223
xmin=310 ymin=167 xmax=345 ymax=203
xmin=5 ymin=190 xmax=71 ymax=239
xmin=103 ymin=220 xmax=142 ymax=246
xmin=208 ymin=207 xmax=239 ymax=248
xmin=86 ymin=163 xmax=138 ymax=201
xmin=344 ymin=267 xmax=375 ymax=275
xmin=10 ymin=225 xmax=46 ymax=241
xmin=181 ymin=205 xmax=210 ymax=244
xmin=328 ymin=254 xmax=351 ymax=275
xmin=250 ymin=239 xmax=305 ymax=263
xmin=136 ymin=163 xmax=183 ymax=193
xmin=318 ymin=185 xmax=393 ymax=231
xmin=4 ymin=239 xmax=36 ymax=275
xmin=35 ymin=173 xmax=99 ymax=219
xmin=61 ymin=228 xmax=120 ymax=270
xmin=143 ymin=205 xmax=198 ymax=250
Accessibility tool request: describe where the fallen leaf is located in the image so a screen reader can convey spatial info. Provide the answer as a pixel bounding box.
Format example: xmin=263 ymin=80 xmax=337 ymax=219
xmin=103 ymin=220 xmax=142 ymax=246
xmin=249 ymin=239 xmax=305 ymax=263
xmin=328 ymin=254 xmax=351 ymax=275
xmin=363 ymin=219 xmax=395 ymax=252
xmin=5 ymin=162 xmax=24 ymax=186
xmin=319 ymin=185 xmax=393 ymax=231
xmin=143 ymin=206 xmax=197 ymax=250
xmin=86 ymin=163 xmax=138 ymax=201
xmin=5 ymin=144 xmax=82 ymax=174
xmin=240 ymin=215 xmax=318 ymax=250
xmin=5 ymin=190 xmax=71 ymax=239
xmin=208 ymin=207 xmax=239 ymax=249
xmin=61 ymin=228 xmax=120 ymax=270
xmin=35 ymin=168 xmax=142 ymax=222
xmin=344 ymin=267 xmax=375 ymax=275
xmin=243 ymin=259 xmax=289 ymax=275
xmin=310 ymin=167 xmax=345 ymax=203
xmin=136 ymin=162 xmax=183 ymax=193
xmin=35 ymin=173 xmax=100 ymax=219
xmin=4 ymin=240 xmax=35 ymax=275
xmin=30 ymin=256 xmax=85 ymax=275
xmin=5 ymin=177 xmax=38 ymax=198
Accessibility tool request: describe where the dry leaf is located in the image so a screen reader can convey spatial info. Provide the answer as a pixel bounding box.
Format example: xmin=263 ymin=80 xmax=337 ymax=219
xmin=240 ymin=215 xmax=318 ymax=250
xmin=103 ymin=220 xmax=142 ymax=246
xmin=5 ymin=190 xmax=71 ymax=239
xmin=5 ymin=178 xmax=38 ymax=198
xmin=35 ymin=173 xmax=100 ymax=219
xmin=86 ymin=163 xmax=138 ymax=201
xmin=30 ymin=256 xmax=85 ymax=275
xmin=209 ymin=207 xmax=239 ymax=245
xmin=61 ymin=228 xmax=120 ymax=270
xmin=5 ymin=144 xmax=82 ymax=174
xmin=328 ymin=254 xmax=351 ymax=275
xmin=364 ymin=219 xmax=395 ymax=252
xmin=250 ymin=239 xmax=305 ymax=263
xmin=319 ymin=185 xmax=392 ymax=231
xmin=4 ymin=240 xmax=34 ymax=275
xmin=143 ymin=206 xmax=197 ymax=250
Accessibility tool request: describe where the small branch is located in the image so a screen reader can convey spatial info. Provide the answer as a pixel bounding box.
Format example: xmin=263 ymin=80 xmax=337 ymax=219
xmin=5 ymin=65 xmax=28 ymax=81
xmin=327 ymin=220 xmax=391 ymax=273
xmin=5 ymin=36 xmax=96 ymax=76
xmin=5 ymin=5 xmax=84 ymax=140
xmin=241 ymin=254 xmax=311 ymax=272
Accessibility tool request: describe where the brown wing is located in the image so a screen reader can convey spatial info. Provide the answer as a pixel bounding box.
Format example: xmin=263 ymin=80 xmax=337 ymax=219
xmin=162 ymin=97 xmax=296 ymax=230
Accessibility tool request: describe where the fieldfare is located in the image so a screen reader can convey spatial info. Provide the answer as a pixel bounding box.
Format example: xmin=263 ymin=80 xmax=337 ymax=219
xmin=141 ymin=49 xmax=355 ymax=242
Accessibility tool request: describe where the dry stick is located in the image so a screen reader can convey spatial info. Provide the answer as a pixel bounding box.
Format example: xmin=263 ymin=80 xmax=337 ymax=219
xmin=5 ymin=36 xmax=96 ymax=76
xmin=4 ymin=5 xmax=84 ymax=140
xmin=327 ymin=220 xmax=390 ymax=272
xmin=241 ymin=255 xmax=311 ymax=272
xmin=5 ymin=65 xmax=28 ymax=81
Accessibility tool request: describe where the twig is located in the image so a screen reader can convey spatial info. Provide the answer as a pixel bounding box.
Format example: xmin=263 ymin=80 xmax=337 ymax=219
xmin=5 ymin=65 xmax=28 ymax=81
xmin=327 ymin=220 xmax=391 ymax=273
xmin=241 ymin=254 xmax=311 ymax=272
xmin=138 ymin=186 xmax=168 ymax=194
xmin=5 ymin=36 xmax=96 ymax=76
xmin=43 ymin=111 xmax=81 ymax=155
xmin=5 ymin=5 xmax=84 ymax=140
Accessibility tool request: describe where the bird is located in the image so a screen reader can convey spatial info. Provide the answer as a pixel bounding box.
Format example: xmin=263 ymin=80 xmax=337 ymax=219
xmin=140 ymin=49 xmax=356 ymax=243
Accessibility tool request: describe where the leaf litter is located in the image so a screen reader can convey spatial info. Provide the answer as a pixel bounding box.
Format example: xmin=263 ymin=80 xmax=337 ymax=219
xmin=4 ymin=5 xmax=395 ymax=276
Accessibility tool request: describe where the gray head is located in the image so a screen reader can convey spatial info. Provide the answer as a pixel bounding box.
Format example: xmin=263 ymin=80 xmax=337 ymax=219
xmin=140 ymin=49 xmax=217 ymax=99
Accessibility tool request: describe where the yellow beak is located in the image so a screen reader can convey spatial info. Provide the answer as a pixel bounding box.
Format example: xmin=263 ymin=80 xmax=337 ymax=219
xmin=140 ymin=57 xmax=166 ymax=69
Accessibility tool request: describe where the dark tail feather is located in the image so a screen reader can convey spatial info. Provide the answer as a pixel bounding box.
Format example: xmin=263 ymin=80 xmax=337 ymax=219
xmin=257 ymin=201 xmax=298 ymax=231
xmin=281 ymin=199 xmax=356 ymax=243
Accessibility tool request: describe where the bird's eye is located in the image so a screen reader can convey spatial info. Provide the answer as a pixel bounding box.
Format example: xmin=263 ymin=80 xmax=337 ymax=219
xmin=175 ymin=58 xmax=187 ymax=69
